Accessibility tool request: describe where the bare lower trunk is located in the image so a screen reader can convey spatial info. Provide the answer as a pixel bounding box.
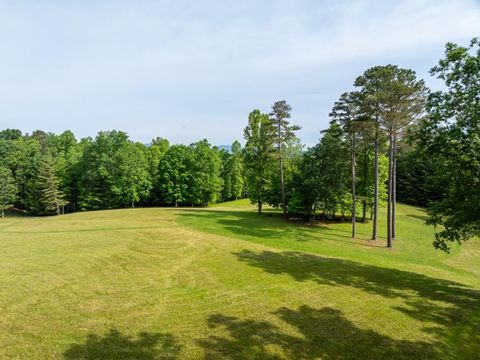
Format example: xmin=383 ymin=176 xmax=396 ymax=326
xmin=258 ymin=196 xmax=263 ymax=214
xmin=387 ymin=132 xmax=393 ymax=248
xmin=1 ymin=209 xmax=4 ymax=218
xmin=362 ymin=147 xmax=367 ymax=223
xmin=280 ymin=156 xmax=286 ymax=218
xmin=351 ymin=134 xmax=356 ymax=238
xmin=372 ymin=134 xmax=379 ymax=240
xmin=392 ymin=139 xmax=397 ymax=239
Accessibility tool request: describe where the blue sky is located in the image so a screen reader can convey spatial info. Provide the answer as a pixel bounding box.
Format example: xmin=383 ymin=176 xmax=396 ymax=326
xmin=0 ymin=0 xmax=479 ymax=146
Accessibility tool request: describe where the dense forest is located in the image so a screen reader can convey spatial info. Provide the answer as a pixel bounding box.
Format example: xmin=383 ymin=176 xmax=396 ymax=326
xmin=1 ymin=39 xmax=478 ymax=252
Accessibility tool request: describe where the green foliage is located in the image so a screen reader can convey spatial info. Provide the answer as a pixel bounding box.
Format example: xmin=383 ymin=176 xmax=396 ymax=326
xmin=268 ymin=101 xmax=301 ymax=213
xmin=0 ymin=129 xmax=22 ymax=140
xmin=158 ymin=145 xmax=194 ymax=206
xmin=79 ymin=131 xmax=151 ymax=209
xmin=221 ymin=140 xmax=245 ymax=201
xmin=190 ymin=140 xmax=223 ymax=206
xmin=146 ymin=137 xmax=170 ymax=204
xmin=287 ymin=146 xmax=322 ymax=220
xmin=0 ymin=166 xmax=17 ymax=217
xmin=288 ymin=123 xmax=350 ymax=220
xmin=35 ymin=152 xmax=67 ymax=215
xmin=417 ymin=38 xmax=480 ymax=251
xmin=158 ymin=141 xmax=222 ymax=206
xmin=243 ymin=110 xmax=276 ymax=213
xmin=396 ymin=145 xmax=443 ymax=206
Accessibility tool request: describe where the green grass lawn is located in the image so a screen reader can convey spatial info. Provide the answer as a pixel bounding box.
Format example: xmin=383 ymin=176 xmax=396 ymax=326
xmin=0 ymin=201 xmax=479 ymax=359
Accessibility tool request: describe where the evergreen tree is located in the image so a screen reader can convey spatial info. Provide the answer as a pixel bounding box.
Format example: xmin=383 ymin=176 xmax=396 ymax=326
xmin=269 ymin=101 xmax=301 ymax=218
xmin=36 ymin=152 xmax=66 ymax=215
xmin=355 ymin=65 xmax=427 ymax=247
xmin=354 ymin=69 xmax=386 ymax=240
xmin=374 ymin=65 xmax=426 ymax=246
xmin=315 ymin=123 xmax=350 ymax=220
xmin=330 ymin=92 xmax=363 ymax=237
xmin=0 ymin=166 xmax=17 ymax=217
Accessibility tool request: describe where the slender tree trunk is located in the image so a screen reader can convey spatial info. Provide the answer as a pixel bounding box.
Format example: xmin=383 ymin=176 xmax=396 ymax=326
xmin=275 ymin=118 xmax=287 ymax=219
xmin=351 ymin=134 xmax=356 ymax=238
xmin=387 ymin=132 xmax=393 ymax=248
xmin=280 ymin=156 xmax=286 ymax=218
xmin=258 ymin=196 xmax=262 ymax=214
xmin=392 ymin=138 xmax=397 ymax=240
xmin=372 ymin=128 xmax=379 ymax=240
xmin=131 ymin=200 xmax=135 ymax=208
xmin=175 ymin=200 xmax=178 ymax=208
xmin=1 ymin=209 xmax=4 ymax=218
xmin=362 ymin=147 xmax=367 ymax=223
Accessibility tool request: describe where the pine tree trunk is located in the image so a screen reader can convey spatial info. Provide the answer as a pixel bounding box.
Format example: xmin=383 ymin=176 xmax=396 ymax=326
xmin=372 ymin=131 xmax=379 ymax=240
xmin=280 ymin=157 xmax=286 ymax=218
xmin=387 ymin=132 xmax=393 ymax=248
xmin=392 ymin=138 xmax=397 ymax=239
xmin=362 ymin=147 xmax=367 ymax=223
xmin=351 ymin=134 xmax=356 ymax=238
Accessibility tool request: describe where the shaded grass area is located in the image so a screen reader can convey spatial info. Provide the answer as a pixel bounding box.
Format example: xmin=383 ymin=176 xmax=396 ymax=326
xmin=200 ymin=306 xmax=436 ymax=360
xmin=0 ymin=202 xmax=479 ymax=359
xmin=176 ymin=204 xmax=479 ymax=281
xmin=64 ymin=330 xmax=180 ymax=360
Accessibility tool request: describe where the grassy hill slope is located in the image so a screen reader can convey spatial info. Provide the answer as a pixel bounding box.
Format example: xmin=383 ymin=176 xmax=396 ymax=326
xmin=0 ymin=201 xmax=478 ymax=359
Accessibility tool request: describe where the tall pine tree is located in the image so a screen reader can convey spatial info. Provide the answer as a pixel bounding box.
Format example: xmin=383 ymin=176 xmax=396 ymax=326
xmin=0 ymin=166 xmax=17 ymax=218
xmin=269 ymin=100 xmax=301 ymax=218
xmin=37 ymin=152 xmax=66 ymax=215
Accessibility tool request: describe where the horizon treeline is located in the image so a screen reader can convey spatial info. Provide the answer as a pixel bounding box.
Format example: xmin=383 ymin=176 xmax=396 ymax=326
xmin=0 ymin=38 xmax=478 ymax=251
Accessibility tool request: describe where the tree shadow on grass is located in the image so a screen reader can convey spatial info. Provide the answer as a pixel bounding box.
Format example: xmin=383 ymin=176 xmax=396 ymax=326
xmin=63 ymin=329 xmax=180 ymax=360
xmin=234 ymin=250 xmax=480 ymax=357
xmin=176 ymin=209 xmax=377 ymax=246
xmin=199 ymin=305 xmax=436 ymax=359
xmin=405 ymin=213 xmax=429 ymax=222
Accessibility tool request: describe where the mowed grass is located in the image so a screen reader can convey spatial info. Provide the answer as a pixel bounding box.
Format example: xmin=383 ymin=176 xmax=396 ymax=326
xmin=0 ymin=202 xmax=479 ymax=359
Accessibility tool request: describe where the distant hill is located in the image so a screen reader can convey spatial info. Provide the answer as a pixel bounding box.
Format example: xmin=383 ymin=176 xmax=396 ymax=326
xmin=217 ymin=144 xmax=232 ymax=152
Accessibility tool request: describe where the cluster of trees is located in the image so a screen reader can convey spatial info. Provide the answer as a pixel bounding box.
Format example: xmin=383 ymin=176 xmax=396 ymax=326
xmin=242 ymin=39 xmax=479 ymax=251
xmin=1 ymin=39 xmax=478 ymax=252
xmin=0 ymin=130 xmax=245 ymax=215
xmin=243 ymin=67 xmax=426 ymax=248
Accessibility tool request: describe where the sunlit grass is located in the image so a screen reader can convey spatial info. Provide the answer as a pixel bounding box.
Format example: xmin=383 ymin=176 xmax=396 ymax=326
xmin=0 ymin=201 xmax=478 ymax=359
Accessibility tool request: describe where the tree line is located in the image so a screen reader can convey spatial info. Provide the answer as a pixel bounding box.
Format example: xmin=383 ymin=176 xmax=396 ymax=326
xmin=0 ymin=38 xmax=478 ymax=252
